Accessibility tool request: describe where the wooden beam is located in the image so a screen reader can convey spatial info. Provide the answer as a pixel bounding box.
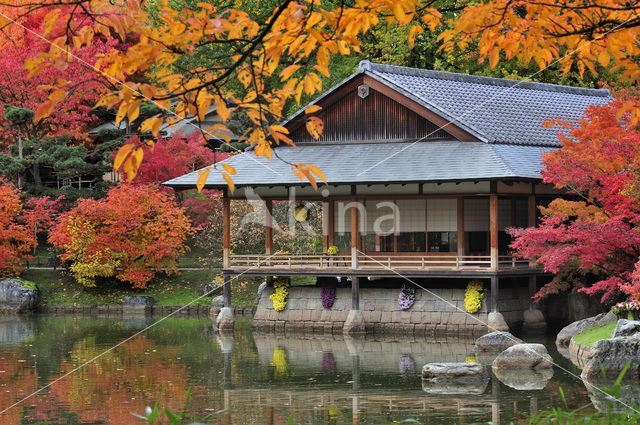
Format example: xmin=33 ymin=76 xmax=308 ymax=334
xmin=457 ymin=197 xmax=465 ymax=257
xmin=489 ymin=195 xmax=498 ymax=270
xmin=223 ymin=197 xmax=231 ymax=268
xmin=528 ymin=195 xmax=536 ymax=227
xmin=265 ymin=199 xmax=273 ymax=255
xmin=351 ymin=198 xmax=359 ymax=268
xmin=362 ymin=75 xmax=480 ymax=142
xmin=328 ymin=200 xmax=335 ymax=246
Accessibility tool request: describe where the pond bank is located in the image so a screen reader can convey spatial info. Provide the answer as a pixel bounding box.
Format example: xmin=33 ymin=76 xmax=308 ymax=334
xmin=37 ymin=304 xmax=256 ymax=317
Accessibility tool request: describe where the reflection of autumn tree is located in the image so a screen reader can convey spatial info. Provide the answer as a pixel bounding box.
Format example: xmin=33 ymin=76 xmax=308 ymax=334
xmin=28 ymin=334 xmax=207 ymax=425
xmin=0 ymin=347 xmax=38 ymax=425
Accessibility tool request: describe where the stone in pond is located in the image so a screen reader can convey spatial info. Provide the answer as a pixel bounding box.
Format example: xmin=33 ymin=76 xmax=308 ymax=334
xmin=492 ymin=343 xmax=553 ymax=370
xmin=488 ymin=312 xmax=509 ymax=332
xmin=474 ymin=331 xmax=522 ymax=352
xmin=0 ymin=278 xmax=39 ymax=313
xmin=556 ymin=312 xmax=614 ymax=348
xmin=581 ymin=336 xmax=640 ymax=380
xmin=422 ymin=378 xmax=488 ymax=395
xmin=422 ymin=363 xmax=488 ymax=381
xmin=123 ymin=296 xmax=154 ymax=312
xmin=494 ymin=367 xmax=553 ymax=390
xmin=611 ymin=319 xmax=640 ymax=339
xmin=255 ymin=281 xmax=267 ymax=304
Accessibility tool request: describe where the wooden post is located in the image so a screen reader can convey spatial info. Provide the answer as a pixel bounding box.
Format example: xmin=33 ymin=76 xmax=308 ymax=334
xmin=352 ymin=276 xmax=360 ymax=310
xmin=528 ymin=276 xmax=536 ymax=310
xmin=223 ymin=197 xmax=231 ymax=269
xmin=351 ymin=199 xmax=359 ymax=268
xmin=223 ymin=273 xmax=232 ymax=308
xmin=489 ymin=195 xmax=498 ymax=270
xmin=265 ymin=199 xmax=273 ymax=255
xmin=528 ymin=195 xmax=536 ymax=227
xmin=322 ymin=201 xmax=330 ymax=251
xmin=457 ymin=197 xmax=464 ymax=258
xmin=491 ymin=276 xmax=498 ymax=313
xmin=328 ymin=200 xmax=335 ymax=246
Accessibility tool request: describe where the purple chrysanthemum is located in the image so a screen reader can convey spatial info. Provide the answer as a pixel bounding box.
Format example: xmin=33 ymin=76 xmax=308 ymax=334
xmin=322 ymin=285 xmax=336 ymax=308
xmin=398 ymin=287 xmax=415 ymax=310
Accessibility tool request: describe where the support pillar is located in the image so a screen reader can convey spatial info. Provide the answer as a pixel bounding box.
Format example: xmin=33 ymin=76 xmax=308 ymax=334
xmin=343 ymin=276 xmax=365 ymax=334
xmin=265 ymin=199 xmax=273 ymax=256
xmin=322 ymin=201 xmax=330 ymax=252
xmin=457 ymin=197 xmax=465 ymax=258
xmin=489 ymin=195 xmax=499 ymax=270
xmin=350 ymin=199 xmax=359 ymax=269
xmin=523 ymin=275 xmax=547 ymax=332
xmin=222 ymin=197 xmax=231 ymax=269
xmin=216 ymin=273 xmax=234 ymax=332
xmin=488 ymin=276 xmax=509 ymax=332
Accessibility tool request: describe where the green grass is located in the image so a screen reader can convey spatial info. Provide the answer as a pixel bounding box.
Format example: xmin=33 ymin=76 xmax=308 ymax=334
xmin=20 ymin=269 xmax=262 ymax=307
xmin=573 ymin=320 xmax=618 ymax=348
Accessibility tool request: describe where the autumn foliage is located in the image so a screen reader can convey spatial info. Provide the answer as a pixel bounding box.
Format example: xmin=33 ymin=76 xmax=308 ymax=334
xmin=0 ymin=182 xmax=36 ymax=276
xmin=511 ymin=88 xmax=640 ymax=303
xmin=49 ymin=184 xmax=194 ymax=288
xmin=119 ymin=133 xmax=227 ymax=185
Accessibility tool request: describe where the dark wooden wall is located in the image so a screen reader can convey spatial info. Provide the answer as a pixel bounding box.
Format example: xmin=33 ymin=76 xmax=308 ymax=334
xmin=289 ymin=88 xmax=452 ymax=143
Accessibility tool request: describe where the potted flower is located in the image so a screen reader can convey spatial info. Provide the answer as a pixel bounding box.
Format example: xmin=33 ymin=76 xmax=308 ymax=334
xmin=630 ymin=302 xmax=640 ymax=320
xmin=398 ymin=286 xmax=415 ymax=310
xmin=611 ymin=302 xmax=629 ymax=320
xmin=327 ymin=245 xmax=339 ymax=267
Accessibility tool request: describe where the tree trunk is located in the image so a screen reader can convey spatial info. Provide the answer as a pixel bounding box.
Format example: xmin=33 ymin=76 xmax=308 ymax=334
xmin=32 ymin=163 xmax=41 ymax=187
xmin=17 ymin=134 xmax=24 ymax=188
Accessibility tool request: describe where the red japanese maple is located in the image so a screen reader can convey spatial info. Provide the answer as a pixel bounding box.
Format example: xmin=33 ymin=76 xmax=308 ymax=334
xmin=0 ymin=182 xmax=36 ymax=276
xmin=511 ymin=88 xmax=640 ymax=302
xmin=49 ymin=184 xmax=194 ymax=288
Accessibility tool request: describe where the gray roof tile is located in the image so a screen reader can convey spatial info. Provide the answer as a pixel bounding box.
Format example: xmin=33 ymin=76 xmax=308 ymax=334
xmin=164 ymin=140 xmax=552 ymax=188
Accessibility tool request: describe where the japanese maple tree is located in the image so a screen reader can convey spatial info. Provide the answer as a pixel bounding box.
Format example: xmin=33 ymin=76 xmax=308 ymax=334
xmin=0 ymin=181 xmax=37 ymax=276
xmin=120 ymin=133 xmax=227 ymax=185
xmin=49 ymin=184 xmax=194 ymax=288
xmin=511 ymin=88 xmax=640 ymax=303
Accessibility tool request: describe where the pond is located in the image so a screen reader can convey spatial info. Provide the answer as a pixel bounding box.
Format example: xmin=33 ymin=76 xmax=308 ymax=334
xmin=0 ymin=315 xmax=595 ymax=424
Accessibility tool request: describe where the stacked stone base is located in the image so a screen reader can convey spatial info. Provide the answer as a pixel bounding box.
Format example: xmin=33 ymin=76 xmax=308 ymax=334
xmin=253 ymin=285 xmax=532 ymax=335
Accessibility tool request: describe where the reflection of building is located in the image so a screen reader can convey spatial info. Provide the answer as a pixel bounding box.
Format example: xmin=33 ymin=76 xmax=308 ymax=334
xmin=166 ymin=61 xmax=611 ymax=333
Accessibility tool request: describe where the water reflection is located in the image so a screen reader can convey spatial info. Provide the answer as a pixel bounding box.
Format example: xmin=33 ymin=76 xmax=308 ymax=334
xmin=0 ymin=315 xmax=592 ymax=424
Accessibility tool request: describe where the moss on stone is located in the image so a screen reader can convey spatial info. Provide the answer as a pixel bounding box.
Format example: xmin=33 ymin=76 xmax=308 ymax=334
xmin=573 ymin=320 xmax=617 ymax=348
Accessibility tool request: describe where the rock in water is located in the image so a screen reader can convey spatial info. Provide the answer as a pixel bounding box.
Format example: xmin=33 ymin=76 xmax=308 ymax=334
xmin=488 ymin=312 xmax=509 ymax=332
xmin=123 ymin=296 xmax=154 ymax=312
xmin=581 ymin=336 xmax=640 ymax=380
xmin=474 ymin=331 xmax=522 ymax=352
xmin=255 ymin=281 xmax=267 ymax=304
xmin=492 ymin=344 xmax=553 ymax=369
xmin=0 ymin=279 xmax=39 ymax=313
xmin=422 ymin=363 xmax=488 ymax=380
xmin=556 ymin=312 xmax=615 ymax=348
xmin=611 ymin=319 xmax=640 ymax=339
xmin=494 ymin=367 xmax=553 ymax=390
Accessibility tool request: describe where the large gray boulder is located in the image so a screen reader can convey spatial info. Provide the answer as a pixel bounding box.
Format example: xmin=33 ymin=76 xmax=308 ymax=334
xmin=556 ymin=312 xmax=615 ymax=348
xmin=474 ymin=331 xmax=522 ymax=352
xmin=422 ymin=379 xmax=488 ymax=395
xmin=123 ymin=296 xmax=154 ymax=312
xmin=494 ymin=367 xmax=553 ymax=390
xmin=255 ymin=281 xmax=268 ymax=304
xmin=581 ymin=336 xmax=640 ymax=380
xmin=0 ymin=279 xmax=38 ymax=313
xmin=488 ymin=312 xmax=509 ymax=332
xmin=492 ymin=344 xmax=553 ymax=370
xmin=422 ymin=363 xmax=488 ymax=381
xmin=611 ymin=319 xmax=640 ymax=338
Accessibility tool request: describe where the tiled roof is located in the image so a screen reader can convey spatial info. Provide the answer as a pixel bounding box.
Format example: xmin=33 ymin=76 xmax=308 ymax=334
xmin=163 ymin=140 xmax=552 ymax=189
xmin=283 ymin=61 xmax=611 ymax=147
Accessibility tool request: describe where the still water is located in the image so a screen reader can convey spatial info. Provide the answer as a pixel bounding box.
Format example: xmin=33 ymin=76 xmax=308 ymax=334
xmin=0 ymin=315 xmax=594 ymax=424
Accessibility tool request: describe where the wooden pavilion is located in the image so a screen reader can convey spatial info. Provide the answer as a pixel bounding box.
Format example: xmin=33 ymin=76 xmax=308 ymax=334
xmin=165 ymin=61 xmax=611 ymax=333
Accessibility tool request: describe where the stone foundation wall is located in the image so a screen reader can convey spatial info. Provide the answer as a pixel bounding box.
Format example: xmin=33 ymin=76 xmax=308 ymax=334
xmin=252 ymin=284 xmax=532 ymax=335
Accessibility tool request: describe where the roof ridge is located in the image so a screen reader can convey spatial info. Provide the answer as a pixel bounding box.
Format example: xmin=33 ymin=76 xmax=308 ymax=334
xmin=359 ymin=60 xmax=610 ymax=98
